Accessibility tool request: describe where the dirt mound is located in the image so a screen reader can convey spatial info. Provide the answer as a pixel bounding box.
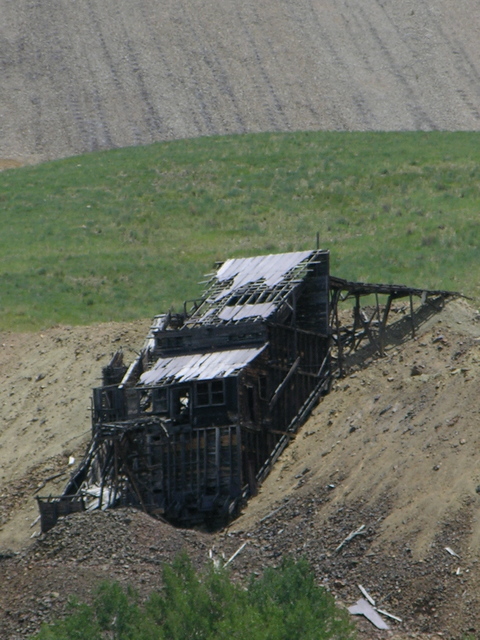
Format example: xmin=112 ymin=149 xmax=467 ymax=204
xmin=0 ymin=509 xmax=211 ymax=638
xmin=2 ymin=0 xmax=480 ymax=164
xmin=0 ymin=320 xmax=149 ymax=549
xmin=1 ymin=298 xmax=480 ymax=638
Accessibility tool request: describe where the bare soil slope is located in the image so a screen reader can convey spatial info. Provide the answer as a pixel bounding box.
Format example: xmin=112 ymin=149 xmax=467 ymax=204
xmin=0 ymin=320 xmax=149 ymax=549
xmin=1 ymin=298 xmax=480 ymax=639
xmin=1 ymin=0 xmax=480 ymax=164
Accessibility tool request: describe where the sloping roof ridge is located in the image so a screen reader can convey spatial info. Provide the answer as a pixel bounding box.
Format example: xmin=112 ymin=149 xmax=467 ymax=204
xmin=217 ymin=249 xmax=316 ymax=278
xmin=213 ymin=250 xmax=318 ymax=299
xmin=185 ymin=249 xmax=328 ymax=326
xmin=139 ymin=344 xmax=268 ymax=385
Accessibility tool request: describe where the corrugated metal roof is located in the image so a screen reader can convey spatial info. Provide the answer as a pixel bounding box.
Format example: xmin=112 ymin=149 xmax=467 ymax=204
xmin=214 ymin=251 xmax=314 ymax=301
xmin=217 ymin=302 xmax=277 ymax=322
xmin=140 ymin=346 xmax=266 ymax=385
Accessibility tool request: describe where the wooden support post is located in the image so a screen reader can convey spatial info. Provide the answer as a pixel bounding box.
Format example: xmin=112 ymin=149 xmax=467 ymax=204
xmin=353 ymin=294 xmax=361 ymax=351
xmin=203 ymin=431 xmax=208 ymax=497
xmin=228 ymin=427 xmax=233 ymax=489
xmin=113 ymin=438 xmax=119 ymax=505
xmin=124 ymin=462 xmax=148 ymax=514
xmin=410 ymin=293 xmax=415 ymax=338
xmin=379 ymin=294 xmax=393 ymax=357
xmin=196 ymin=430 xmax=201 ymax=498
xmin=269 ymin=357 xmax=301 ymax=409
xmin=329 ymin=288 xmax=338 ymax=328
xmin=334 ymin=293 xmax=344 ymax=377
xmin=215 ymin=427 xmax=221 ymax=495
xmin=236 ymin=425 xmax=242 ymax=487
xmin=359 ymin=310 xmax=380 ymax=353
xmin=180 ymin=431 xmax=186 ymax=493
xmin=98 ymin=443 xmax=112 ymax=511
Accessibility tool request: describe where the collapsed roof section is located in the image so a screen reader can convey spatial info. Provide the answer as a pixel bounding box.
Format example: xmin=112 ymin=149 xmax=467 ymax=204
xmin=140 ymin=346 xmax=267 ymax=386
xmin=182 ymin=250 xmax=327 ymax=328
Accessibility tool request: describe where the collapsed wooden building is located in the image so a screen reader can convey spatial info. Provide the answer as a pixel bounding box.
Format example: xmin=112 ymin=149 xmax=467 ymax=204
xmin=37 ymin=250 xmax=455 ymax=532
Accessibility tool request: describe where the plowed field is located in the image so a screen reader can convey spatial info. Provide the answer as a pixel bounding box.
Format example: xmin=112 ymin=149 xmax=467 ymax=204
xmin=1 ymin=0 xmax=480 ymax=164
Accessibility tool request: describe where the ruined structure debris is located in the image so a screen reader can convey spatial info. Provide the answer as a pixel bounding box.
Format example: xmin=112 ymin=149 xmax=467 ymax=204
xmin=37 ymin=250 xmax=456 ymax=532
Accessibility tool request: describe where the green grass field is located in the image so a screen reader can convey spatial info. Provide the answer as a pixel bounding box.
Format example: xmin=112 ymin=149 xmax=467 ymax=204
xmin=1 ymin=131 xmax=479 ymax=331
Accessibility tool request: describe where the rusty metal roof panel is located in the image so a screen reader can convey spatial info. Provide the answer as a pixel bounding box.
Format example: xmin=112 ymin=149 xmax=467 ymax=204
xmin=139 ymin=345 xmax=266 ymax=385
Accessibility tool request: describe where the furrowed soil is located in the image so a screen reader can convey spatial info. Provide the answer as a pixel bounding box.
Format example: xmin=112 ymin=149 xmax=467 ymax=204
xmin=1 ymin=0 xmax=480 ymax=165
xmin=1 ymin=298 xmax=480 ymax=639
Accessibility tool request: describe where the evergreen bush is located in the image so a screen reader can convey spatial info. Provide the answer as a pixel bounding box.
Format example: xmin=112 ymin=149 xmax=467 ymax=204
xmin=33 ymin=554 xmax=355 ymax=640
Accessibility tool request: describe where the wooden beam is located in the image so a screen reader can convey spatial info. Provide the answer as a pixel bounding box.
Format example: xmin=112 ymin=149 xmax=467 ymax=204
xmin=410 ymin=293 xmax=415 ymax=338
xmin=269 ymin=357 xmax=301 ymax=410
xmin=379 ymin=294 xmax=393 ymax=357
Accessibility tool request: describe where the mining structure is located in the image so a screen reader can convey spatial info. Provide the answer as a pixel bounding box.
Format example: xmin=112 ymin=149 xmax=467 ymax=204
xmin=37 ymin=250 xmax=455 ymax=532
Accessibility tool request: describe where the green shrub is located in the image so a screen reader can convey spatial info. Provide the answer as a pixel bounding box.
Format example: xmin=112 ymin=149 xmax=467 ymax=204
xmin=32 ymin=554 xmax=355 ymax=640
xmin=32 ymin=599 xmax=102 ymax=640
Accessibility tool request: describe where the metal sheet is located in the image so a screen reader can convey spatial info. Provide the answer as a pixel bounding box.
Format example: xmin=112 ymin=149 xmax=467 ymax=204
xmin=140 ymin=346 xmax=266 ymax=385
xmin=214 ymin=251 xmax=313 ymax=301
xmin=218 ymin=302 xmax=277 ymax=321
xmin=348 ymin=599 xmax=390 ymax=630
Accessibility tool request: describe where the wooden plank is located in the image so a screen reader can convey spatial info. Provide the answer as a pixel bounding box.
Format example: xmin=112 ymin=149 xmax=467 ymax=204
xmin=269 ymin=357 xmax=301 ymax=409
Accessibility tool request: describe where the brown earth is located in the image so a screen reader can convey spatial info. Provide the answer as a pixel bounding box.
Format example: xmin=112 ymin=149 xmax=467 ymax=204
xmin=1 ymin=0 xmax=480 ymax=165
xmin=0 ymin=320 xmax=150 ymax=550
xmin=1 ymin=298 xmax=480 ymax=639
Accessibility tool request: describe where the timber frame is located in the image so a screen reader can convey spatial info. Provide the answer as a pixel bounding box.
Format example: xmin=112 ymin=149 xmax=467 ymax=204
xmin=329 ymin=276 xmax=455 ymax=372
xmin=37 ymin=251 xmax=457 ymax=533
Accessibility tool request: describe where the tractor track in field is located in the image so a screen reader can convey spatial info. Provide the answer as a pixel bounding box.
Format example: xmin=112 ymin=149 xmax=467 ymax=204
xmin=1 ymin=0 xmax=480 ymax=165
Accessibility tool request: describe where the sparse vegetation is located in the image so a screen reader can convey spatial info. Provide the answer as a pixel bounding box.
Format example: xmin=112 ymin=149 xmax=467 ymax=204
xmin=31 ymin=554 xmax=355 ymax=640
xmin=1 ymin=131 xmax=479 ymax=330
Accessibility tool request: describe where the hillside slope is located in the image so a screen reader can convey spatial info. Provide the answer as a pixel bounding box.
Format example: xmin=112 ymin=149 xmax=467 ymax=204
xmin=1 ymin=298 xmax=480 ymax=638
xmin=1 ymin=0 xmax=480 ymax=164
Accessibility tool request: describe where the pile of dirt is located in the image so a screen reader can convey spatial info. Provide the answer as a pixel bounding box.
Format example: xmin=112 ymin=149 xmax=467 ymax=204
xmin=0 ymin=320 xmax=149 ymax=549
xmin=1 ymin=298 xmax=480 ymax=639
xmin=0 ymin=509 xmax=211 ymax=638
xmin=2 ymin=0 xmax=480 ymax=165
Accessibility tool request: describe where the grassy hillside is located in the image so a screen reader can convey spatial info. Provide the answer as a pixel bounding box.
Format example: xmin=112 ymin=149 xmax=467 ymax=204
xmin=1 ymin=131 xmax=479 ymax=331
